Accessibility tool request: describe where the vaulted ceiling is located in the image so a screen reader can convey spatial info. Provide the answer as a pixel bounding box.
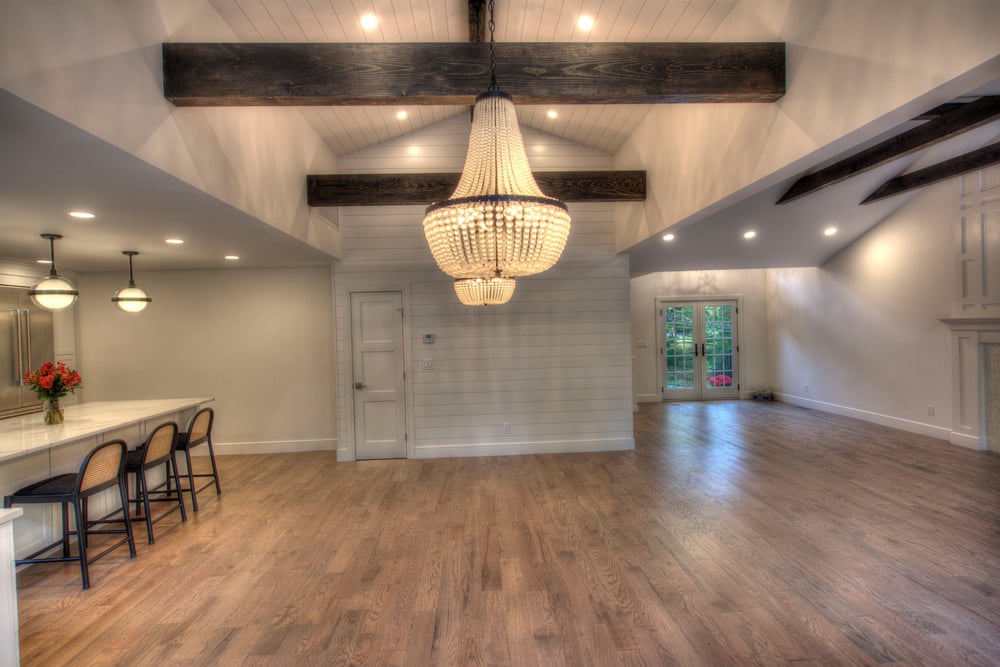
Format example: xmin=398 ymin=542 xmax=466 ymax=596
xmin=208 ymin=0 xmax=742 ymax=156
xmin=0 ymin=0 xmax=998 ymax=275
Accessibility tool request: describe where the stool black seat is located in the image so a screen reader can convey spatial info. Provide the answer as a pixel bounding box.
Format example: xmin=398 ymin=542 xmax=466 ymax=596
xmin=175 ymin=407 xmax=221 ymax=511
xmin=3 ymin=440 xmax=137 ymax=590
xmin=125 ymin=421 xmax=186 ymax=544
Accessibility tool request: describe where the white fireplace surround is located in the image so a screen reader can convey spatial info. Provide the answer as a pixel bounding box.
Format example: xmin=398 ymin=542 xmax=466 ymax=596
xmin=942 ymin=318 xmax=1000 ymax=451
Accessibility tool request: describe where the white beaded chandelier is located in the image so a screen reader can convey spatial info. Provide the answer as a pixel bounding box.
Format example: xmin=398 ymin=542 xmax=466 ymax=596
xmin=422 ymin=0 xmax=571 ymax=306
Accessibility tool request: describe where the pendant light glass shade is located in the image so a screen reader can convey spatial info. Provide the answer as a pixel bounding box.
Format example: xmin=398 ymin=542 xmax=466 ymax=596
xmin=28 ymin=234 xmax=79 ymax=311
xmin=111 ymin=251 xmax=151 ymax=313
xmin=424 ymin=91 xmax=571 ymax=281
xmin=454 ymin=276 xmax=516 ymax=306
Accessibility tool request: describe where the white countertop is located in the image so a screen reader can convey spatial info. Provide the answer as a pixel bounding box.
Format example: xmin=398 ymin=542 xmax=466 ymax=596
xmin=0 ymin=398 xmax=213 ymax=463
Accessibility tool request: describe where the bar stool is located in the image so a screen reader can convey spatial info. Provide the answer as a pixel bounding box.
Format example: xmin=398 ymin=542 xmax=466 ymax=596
xmin=3 ymin=440 xmax=136 ymax=590
xmin=125 ymin=421 xmax=186 ymax=544
xmin=173 ymin=407 xmax=221 ymax=511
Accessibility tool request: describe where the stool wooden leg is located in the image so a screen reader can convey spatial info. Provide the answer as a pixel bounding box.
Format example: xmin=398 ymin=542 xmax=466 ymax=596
xmin=207 ymin=440 xmax=222 ymax=496
xmin=183 ymin=448 xmax=198 ymax=511
xmin=117 ymin=478 xmax=137 ymax=558
xmin=71 ymin=500 xmax=90 ymax=590
xmin=170 ymin=458 xmax=187 ymax=522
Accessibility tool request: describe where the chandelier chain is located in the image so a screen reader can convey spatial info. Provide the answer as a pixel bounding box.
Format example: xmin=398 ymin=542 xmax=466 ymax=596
xmin=488 ymin=0 xmax=497 ymax=91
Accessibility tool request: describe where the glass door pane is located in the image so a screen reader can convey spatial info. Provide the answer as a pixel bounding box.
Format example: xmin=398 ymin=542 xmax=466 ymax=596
xmin=662 ymin=305 xmax=700 ymax=399
xmin=702 ymin=304 xmax=737 ymax=397
xmin=665 ymin=306 xmax=694 ymax=389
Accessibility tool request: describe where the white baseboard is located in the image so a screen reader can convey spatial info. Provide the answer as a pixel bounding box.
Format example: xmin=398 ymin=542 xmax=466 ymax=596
xmin=214 ymin=438 xmax=337 ymax=455
xmin=411 ymin=436 xmax=635 ymax=459
xmin=635 ymin=393 xmax=660 ymax=403
xmin=949 ymin=431 xmax=985 ymax=450
xmin=774 ymin=393 xmax=953 ymax=441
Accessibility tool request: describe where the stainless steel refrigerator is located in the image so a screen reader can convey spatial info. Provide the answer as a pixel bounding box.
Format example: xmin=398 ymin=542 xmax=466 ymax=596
xmin=1 ymin=284 xmax=55 ymax=418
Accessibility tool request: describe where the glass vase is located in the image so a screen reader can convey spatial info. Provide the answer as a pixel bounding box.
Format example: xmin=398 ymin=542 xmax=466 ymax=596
xmin=43 ymin=398 xmax=64 ymax=425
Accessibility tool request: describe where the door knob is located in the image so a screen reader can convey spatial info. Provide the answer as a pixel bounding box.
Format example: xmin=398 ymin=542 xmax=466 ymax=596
xmin=354 ymin=382 xmax=365 ymax=390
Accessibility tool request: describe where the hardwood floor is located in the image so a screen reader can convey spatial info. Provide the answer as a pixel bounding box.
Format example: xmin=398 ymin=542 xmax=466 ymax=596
xmin=13 ymin=401 xmax=1000 ymax=666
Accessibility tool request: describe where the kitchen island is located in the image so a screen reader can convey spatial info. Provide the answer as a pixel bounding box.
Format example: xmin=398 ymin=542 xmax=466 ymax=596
xmin=0 ymin=398 xmax=211 ymax=664
xmin=0 ymin=398 xmax=212 ymax=557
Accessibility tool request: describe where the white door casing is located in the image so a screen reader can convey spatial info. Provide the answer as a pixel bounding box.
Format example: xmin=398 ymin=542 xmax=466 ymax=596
xmin=351 ymin=291 xmax=407 ymax=459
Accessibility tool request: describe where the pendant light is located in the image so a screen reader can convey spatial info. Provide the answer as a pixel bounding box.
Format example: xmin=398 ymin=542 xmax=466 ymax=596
xmin=111 ymin=251 xmax=152 ymax=313
xmin=28 ymin=233 xmax=79 ymax=311
xmin=422 ymin=0 xmax=571 ymax=306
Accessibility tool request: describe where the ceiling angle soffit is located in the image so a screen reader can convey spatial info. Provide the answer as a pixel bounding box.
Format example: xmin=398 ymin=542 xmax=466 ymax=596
xmin=162 ymin=42 xmax=785 ymax=106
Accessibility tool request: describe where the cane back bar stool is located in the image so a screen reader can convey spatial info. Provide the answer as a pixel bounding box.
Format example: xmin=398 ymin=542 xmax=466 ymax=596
xmin=3 ymin=440 xmax=137 ymax=590
xmin=174 ymin=407 xmax=221 ymax=512
xmin=125 ymin=421 xmax=186 ymax=544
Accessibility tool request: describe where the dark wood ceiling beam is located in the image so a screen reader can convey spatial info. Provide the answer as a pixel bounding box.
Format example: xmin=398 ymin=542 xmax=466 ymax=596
xmin=162 ymin=42 xmax=785 ymax=106
xmin=777 ymin=96 xmax=1000 ymax=204
xmin=861 ymin=141 xmax=1000 ymax=204
xmin=307 ymin=171 xmax=646 ymax=206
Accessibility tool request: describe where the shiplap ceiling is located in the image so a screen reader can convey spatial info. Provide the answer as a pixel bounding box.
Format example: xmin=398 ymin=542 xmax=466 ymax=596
xmin=208 ymin=0 xmax=739 ymax=155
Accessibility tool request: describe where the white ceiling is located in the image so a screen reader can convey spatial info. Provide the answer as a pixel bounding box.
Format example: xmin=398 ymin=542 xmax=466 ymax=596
xmin=0 ymin=0 xmax=997 ymax=277
xmin=211 ymin=0 xmax=740 ymax=156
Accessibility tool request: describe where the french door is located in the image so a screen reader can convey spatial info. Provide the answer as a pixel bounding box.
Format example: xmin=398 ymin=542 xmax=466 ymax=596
xmin=659 ymin=299 xmax=739 ymax=400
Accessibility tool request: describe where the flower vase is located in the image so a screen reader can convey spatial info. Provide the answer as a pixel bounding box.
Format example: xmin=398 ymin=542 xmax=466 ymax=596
xmin=43 ymin=398 xmax=64 ymax=425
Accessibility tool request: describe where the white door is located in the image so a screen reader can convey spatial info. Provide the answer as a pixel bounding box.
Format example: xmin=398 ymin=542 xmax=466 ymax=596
xmin=351 ymin=292 xmax=407 ymax=459
xmin=660 ymin=300 xmax=740 ymax=400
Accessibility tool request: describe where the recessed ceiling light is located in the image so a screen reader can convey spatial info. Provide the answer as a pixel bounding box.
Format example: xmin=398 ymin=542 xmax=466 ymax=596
xmin=68 ymin=210 xmax=95 ymax=219
xmin=407 ymin=146 xmax=420 ymax=156
xmin=546 ymin=110 xmax=558 ymax=119
xmin=662 ymin=233 xmax=675 ymax=242
xmin=165 ymin=238 xmax=184 ymax=245
xmin=577 ymin=15 xmax=594 ymax=31
xmin=396 ymin=110 xmax=408 ymax=120
xmin=360 ymin=13 xmax=378 ymax=30
xmin=224 ymin=255 xmax=240 ymax=260
xmin=743 ymin=230 xmax=757 ymax=239
xmin=824 ymin=226 xmax=838 ymax=236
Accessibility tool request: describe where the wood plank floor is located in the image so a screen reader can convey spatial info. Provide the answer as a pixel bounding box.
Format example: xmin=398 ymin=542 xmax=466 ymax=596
xmin=13 ymin=401 xmax=1000 ymax=666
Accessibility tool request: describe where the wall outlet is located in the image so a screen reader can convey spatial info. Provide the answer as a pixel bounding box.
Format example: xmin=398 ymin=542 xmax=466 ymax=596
xmin=503 ymin=422 xmax=511 ymax=435
xmin=421 ymin=359 xmax=434 ymax=370
xmin=803 ymin=384 xmax=809 ymax=394
xmin=927 ymin=404 xmax=935 ymax=417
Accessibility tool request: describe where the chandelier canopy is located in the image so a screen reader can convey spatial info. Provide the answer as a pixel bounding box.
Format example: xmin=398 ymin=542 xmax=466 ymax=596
xmin=422 ymin=0 xmax=570 ymax=305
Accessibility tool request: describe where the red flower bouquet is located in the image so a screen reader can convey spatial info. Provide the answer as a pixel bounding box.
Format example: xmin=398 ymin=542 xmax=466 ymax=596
xmin=24 ymin=361 xmax=81 ymax=424
xmin=24 ymin=361 xmax=83 ymax=399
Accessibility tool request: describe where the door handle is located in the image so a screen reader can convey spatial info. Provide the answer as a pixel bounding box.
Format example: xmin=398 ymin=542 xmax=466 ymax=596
xmin=701 ymin=343 xmax=705 ymax=356
xmin=354 ymin=382 xmax=365 ymax=390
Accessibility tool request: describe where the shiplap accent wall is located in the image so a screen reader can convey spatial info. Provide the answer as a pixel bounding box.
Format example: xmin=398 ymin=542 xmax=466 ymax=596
xmin=332 ymin=116 xmax=633 ymax=459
